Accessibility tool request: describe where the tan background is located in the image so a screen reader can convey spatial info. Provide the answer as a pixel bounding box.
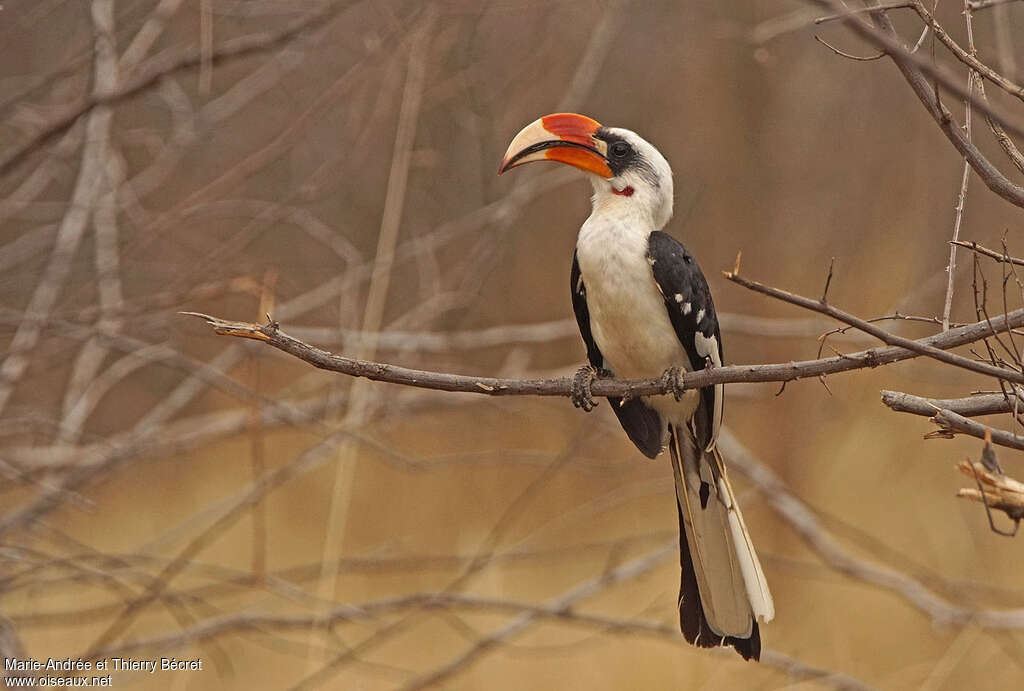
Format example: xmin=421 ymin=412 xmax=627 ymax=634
xmin=2 ymin=1 xmax=1024 ymax=689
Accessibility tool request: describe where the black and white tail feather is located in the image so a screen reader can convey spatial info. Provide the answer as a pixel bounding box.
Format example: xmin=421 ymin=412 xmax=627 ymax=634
xmin=668 ymin=424 xmax=773 ymax=660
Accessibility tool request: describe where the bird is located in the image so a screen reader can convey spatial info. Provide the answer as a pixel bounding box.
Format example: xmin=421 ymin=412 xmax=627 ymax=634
xmin=498 ymin=113 xmax=774 ymax=660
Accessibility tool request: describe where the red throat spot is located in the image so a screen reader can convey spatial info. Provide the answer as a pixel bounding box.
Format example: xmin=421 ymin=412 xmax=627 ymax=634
xmin=611 ymin=186 xmax=634 ymax=197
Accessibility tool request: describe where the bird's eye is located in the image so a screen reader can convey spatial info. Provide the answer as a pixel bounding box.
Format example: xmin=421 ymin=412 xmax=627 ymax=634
xmin=609 ymin=141 xmax=630 ymax=158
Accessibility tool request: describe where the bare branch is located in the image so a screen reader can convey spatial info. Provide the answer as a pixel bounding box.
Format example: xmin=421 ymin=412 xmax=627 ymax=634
xmin=815 ymin=2 xmax=914 ymax=23
xmin=813 ymin=34 xmax=886 ymax=61
xmin=0 ymin=0 xmax=350 ymax=178
xmin=966 ymin=0 xmax=1021 ymax=10
xmin=881 ymin=389 xmax=1024 ymax=417
xmin=953 ymin=240 xmax=1024 ymax=267
xmin=903 ymin=0 xmax=1024 ymax=104
xmin=182 ymin=298 xmax=1024 ymax=399
xmin=930 ymin=408 xmax=1024 ymax=451
xmin=724 ymin=270 xmax=1024 ymax=386
xmin=942 ymin=0 xmax=976 ymax=332
xmin=805 ymin=0 xmax=1024 ymax=208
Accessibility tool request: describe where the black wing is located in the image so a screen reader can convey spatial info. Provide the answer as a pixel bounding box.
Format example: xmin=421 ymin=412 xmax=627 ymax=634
xmin=646 ymin=231 xmax=724 ymax=451
xmin=571 ymin=251 xmax=663 ymax=458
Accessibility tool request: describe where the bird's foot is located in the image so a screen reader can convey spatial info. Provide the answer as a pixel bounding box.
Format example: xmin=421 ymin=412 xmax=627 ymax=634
xmin=661 ymin=366 xmax=686 ymax=402
xmin=571 ymin=365 xmax=600 ymax=412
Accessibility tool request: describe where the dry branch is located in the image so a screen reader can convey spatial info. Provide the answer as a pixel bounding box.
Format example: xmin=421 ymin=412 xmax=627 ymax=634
xmin=901 ymin=0 xmax=1024 ymax=104
xmin=957 ymin=460 xmax=1024 ymax=521
xmin=183 ymin=300 xmax=1024 ymax=401
xmin=806 ymin=0 xmax=1024 ymax=208
xmin=953 ymin=240 xmax=1024 ymax=267
xmin=0 ymin=1 xmax=350 ymax=178
xmin=931 ymin=408 xmax=1024 ymax=451
xmin=966 ymin=0 xmax=1021 ymax=10
xmin=881 ymin=389 xmax=1023 ymax=417
xmin=723 ymin=271 xmax=1024 ymax=385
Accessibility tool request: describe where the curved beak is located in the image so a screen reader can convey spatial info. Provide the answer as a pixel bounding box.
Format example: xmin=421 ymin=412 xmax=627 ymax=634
xmin=498 ymin=113 xmax=612 ymax=178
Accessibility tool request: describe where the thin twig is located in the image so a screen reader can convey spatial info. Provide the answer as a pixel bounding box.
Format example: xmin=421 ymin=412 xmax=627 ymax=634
xmin=723 ymin=270 xmax=1024 ymax=386
xmin=805 ymin=0 xmax=1024 ymax=208
xmin=954 ymin=240 xmax=1024 ymax=267
xmin=813 ymin=34 xmax=886 ymax=60
xmin=0 ymin=1 xmax=350 ymax=178
xmin=942 ymin=0 xmax=976 ymax=331
xmin=931 ymin=408 xmax=1024 ymax=450
xmin=966 ymin=0 xmax=1021 ymax=10
xmin=815 ymin=2 xmax=915 ymax=23
xmin=905 ymin=0 xmax=1024 ymax=104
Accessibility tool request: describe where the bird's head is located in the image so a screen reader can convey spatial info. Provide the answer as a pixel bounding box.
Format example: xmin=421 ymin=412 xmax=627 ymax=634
xmin=499 ymin=113 xmax=674 ymax=229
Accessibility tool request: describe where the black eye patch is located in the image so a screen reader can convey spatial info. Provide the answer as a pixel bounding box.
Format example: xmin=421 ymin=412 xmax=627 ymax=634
xmin=596 ymin=129 xmax=640 ymax=177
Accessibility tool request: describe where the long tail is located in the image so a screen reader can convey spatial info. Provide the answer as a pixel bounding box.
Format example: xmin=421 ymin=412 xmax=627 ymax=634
xmin=668 ymin=425 xmax=774 ymax=661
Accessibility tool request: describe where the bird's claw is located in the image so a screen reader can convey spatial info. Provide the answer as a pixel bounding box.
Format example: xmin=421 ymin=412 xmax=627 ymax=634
xmin=661 ymin=366 xmax=686 ymax=401
xmin=571 ymin=365 xmax=600 ymax=412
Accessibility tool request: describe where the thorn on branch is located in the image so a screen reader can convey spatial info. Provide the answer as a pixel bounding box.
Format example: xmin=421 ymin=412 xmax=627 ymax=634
xmin=264 ymin=313 xmax=280 ymax=334
xmin=821 ymin=257 xmax=835 ymax=303
xmin=817 ymin=374 xmax=832 ymax=395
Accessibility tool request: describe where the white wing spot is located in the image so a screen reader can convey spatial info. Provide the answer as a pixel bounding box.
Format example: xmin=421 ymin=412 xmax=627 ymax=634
xmin=682 ymin=302 xmax=692 ymax=315
xmin=696 ymin=308 xmax=705 ymax=323
xmin=674 ymin=293 xmax=683 ymax=303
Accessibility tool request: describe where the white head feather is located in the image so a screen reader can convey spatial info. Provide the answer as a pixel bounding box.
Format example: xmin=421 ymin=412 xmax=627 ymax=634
xmin=588 ymin=127 xmax=674 ymax=231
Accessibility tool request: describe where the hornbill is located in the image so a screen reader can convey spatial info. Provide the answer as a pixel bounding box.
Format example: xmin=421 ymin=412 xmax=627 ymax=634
xmin=499 ymin=113 xmax=774 ymax=660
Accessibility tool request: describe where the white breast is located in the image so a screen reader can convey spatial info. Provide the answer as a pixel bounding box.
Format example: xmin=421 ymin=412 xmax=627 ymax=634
xmin=576 ymin=214 xmax=699 ymax=423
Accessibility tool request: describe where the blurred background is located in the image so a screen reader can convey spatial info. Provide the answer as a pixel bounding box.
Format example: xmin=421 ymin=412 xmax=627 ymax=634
xmin=3 ymin=0 xmax=1024 ymax=688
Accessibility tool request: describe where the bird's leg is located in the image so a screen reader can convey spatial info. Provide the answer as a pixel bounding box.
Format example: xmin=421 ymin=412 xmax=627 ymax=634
xmin=571 ymin=364 xmax=602 ymax=412
xmin=660 ymin=366 xmax=686 ymax=401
